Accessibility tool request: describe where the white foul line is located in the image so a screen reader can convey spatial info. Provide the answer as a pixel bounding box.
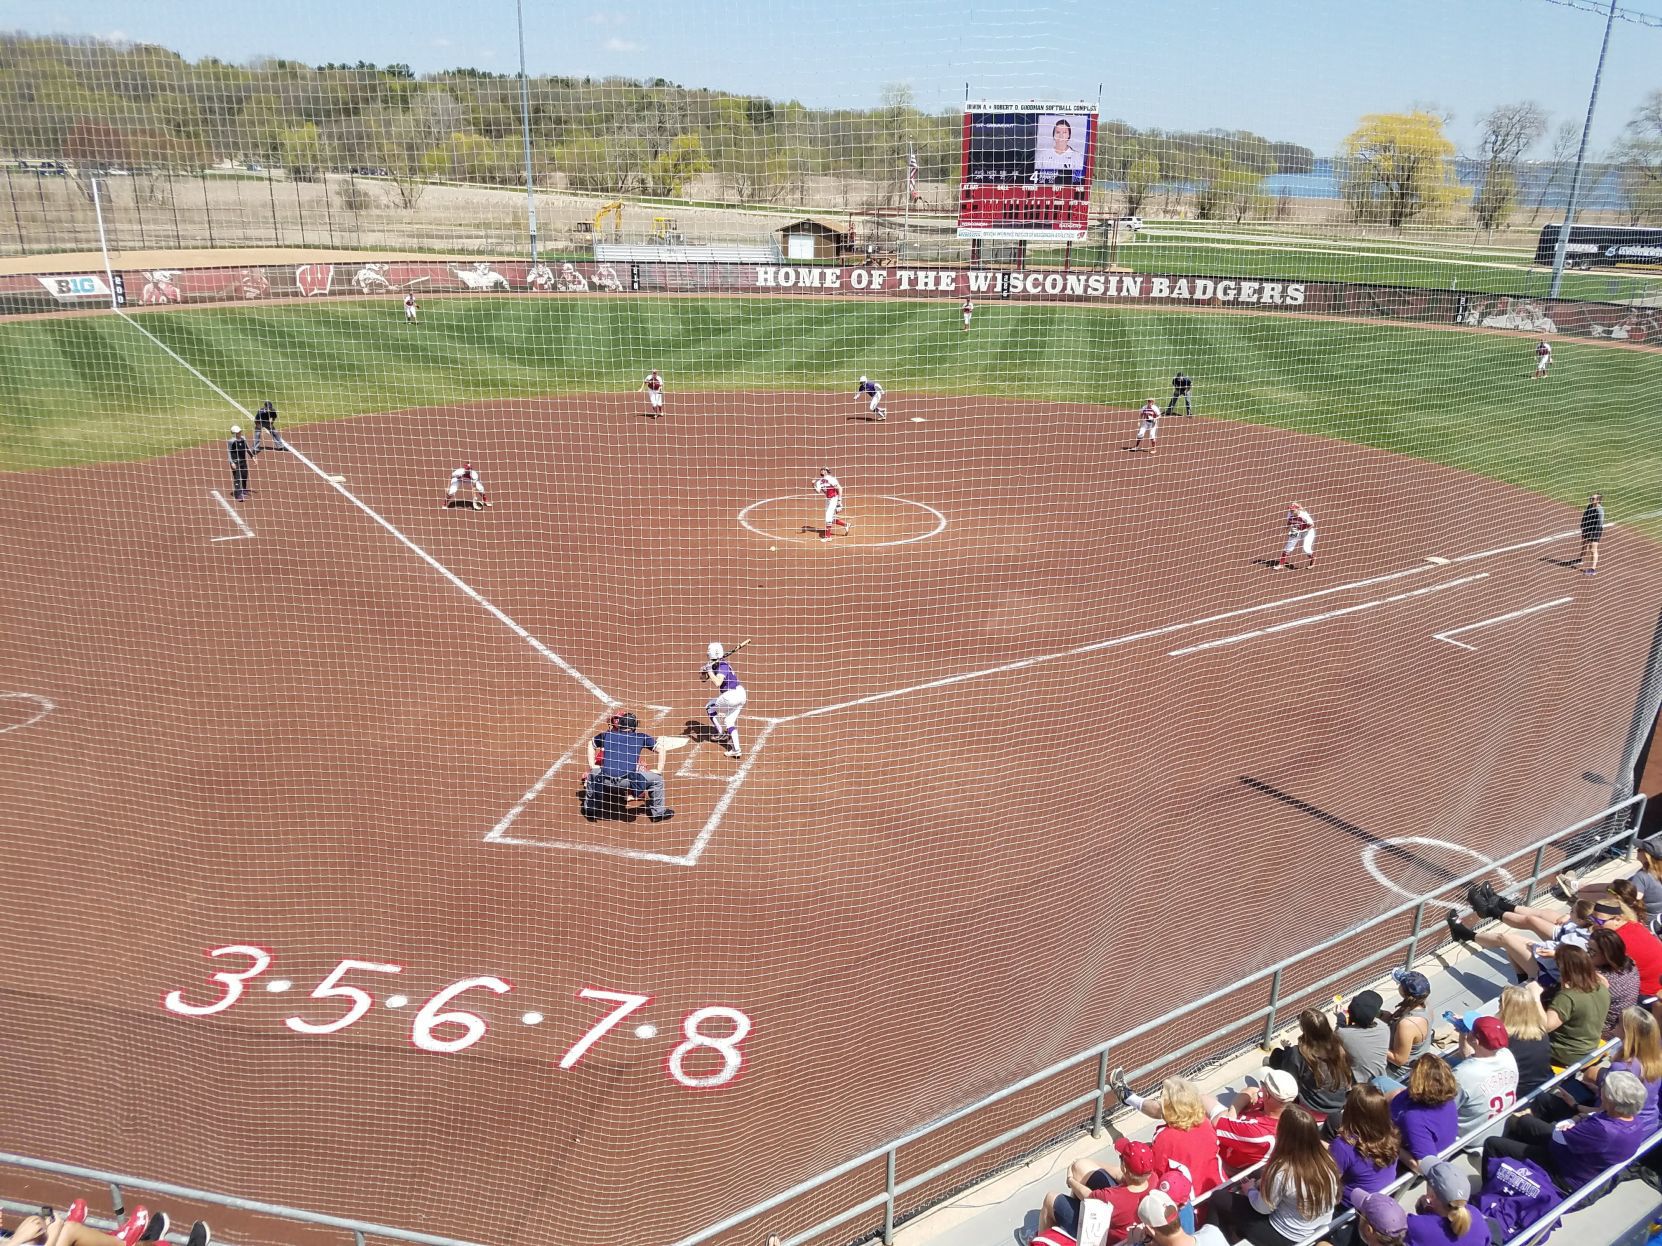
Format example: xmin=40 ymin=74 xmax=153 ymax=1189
xmin=1433 ymin=596 xmax=1573 ymax=651
xmin=1168 ymin=573 xmax=1489 ymax=657
xmin=682 ymin=719 xmax=779 ymax=864
xmin=117 ymin=312 xmax=612 ymax=706
xmin=209 ymin=490 xmax=255 ymax=541
xmin=788 ymin=564 xmax=1432 ymax=722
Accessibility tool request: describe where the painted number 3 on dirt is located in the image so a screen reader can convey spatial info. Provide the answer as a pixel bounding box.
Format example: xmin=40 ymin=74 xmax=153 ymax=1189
xmin=161 ymin=945 xmax=752 ymax=1089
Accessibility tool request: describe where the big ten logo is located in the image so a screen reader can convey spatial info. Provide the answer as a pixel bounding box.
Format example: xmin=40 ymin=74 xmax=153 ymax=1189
xmin=38 ymin=274 xmax=111 ymax=300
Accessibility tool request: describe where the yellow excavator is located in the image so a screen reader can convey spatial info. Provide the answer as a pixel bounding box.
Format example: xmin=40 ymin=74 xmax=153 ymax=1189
xmin=592 ymin=200 xmax=624 ymax=241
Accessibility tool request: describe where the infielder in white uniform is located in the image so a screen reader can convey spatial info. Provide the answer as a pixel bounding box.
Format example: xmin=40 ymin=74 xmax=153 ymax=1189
xmin=404 ymin=292 xmax=419 ymax=323
xmin=1278 ymin=503 xmax=1316 ymax=569
xmin=641 ymin=369 xmax=664 ymax=416
xmin=443 ymin=462 xmax=491 ymax=509
xmin=1131 ymin=399 xmax=1162 ymax=454
xmin=813 ymin=468 xmax=850 ymax=541
xmin=1534 ymin=340 xmax=1551 ymax=379
xmin=701 ymin=642 xmax=748 ymax=760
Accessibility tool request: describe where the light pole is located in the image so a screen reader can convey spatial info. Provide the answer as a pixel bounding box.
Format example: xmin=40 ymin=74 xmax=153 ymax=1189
xmin=516 ymin=0 xmax=539 ymax=263
xmin=1549 ymin=0 xmax=1618 ymax=299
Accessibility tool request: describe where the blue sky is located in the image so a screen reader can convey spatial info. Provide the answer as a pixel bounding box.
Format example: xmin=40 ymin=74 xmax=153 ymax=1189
xmin=7 ymin=0 xmax=1660 ymax=151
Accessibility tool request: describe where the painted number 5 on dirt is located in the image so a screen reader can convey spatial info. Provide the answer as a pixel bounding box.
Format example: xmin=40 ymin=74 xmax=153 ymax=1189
xmin=161 ymin=945 xmax=752 ymax=1088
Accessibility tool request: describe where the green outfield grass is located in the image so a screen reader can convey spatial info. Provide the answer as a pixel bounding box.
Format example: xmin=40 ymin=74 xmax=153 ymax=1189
xmin=1033 ymin=239 xmax=1660 ymax=303
xmin=2 ymin=297 xmax=1658 ymax=524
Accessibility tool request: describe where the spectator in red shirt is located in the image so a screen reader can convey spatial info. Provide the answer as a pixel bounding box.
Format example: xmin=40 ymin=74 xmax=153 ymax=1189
xmin=1598 ymin=890 xmax=1662 ymax=996
xmin=1112 ymin=1067 xmax=1296 ymax=1174
xmin=1098 ymin=1076 xmax=1224 ymax=1203
xmin=1040 ymin=1138 xmax=1159 ymax=1243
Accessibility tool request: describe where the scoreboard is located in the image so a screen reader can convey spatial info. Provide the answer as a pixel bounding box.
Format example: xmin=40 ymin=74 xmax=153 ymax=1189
xmin=957 ymin=102 xmax=1097 ymax=242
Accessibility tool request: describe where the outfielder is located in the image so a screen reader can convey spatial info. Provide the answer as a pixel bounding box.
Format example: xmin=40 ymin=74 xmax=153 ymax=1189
xmin=404 ymin=292 xmax=419 ymax=324
xmin=813 ymin=468 xmax=850 ymax=541
xmin=961 ymin=299 xmax=974 ymax=331
xmin=443 ymin=462 xmax=492 ymax=509
xmin=641 ymin=369 xmax=664 ymax=417
xmin=1278 ymin=502 xmax=1317 ymax=570
xmin=855 ymin=375 xmax=887 ymax=421
xmin=701 ymin=643 xmax=748 ymax=760
xmin=1131 ymin=399 xmax=1161 ymax=454
xmin=1534 ymin=339 xmax=1551 ymax=379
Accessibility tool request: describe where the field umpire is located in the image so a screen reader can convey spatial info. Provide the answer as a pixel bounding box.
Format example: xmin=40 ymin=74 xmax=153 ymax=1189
xmin=227 ymin=425 xmax=251 ymax=501
xmin=1166 ymin=371 xmax=1194 ymax=418
xmin=252 ymin=400 xmax=287 ymax=452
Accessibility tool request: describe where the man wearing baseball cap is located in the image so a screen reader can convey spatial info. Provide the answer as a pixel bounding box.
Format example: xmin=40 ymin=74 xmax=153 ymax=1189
xmin=1336 ymin=989 xmax=1391 ymax=1084
xmin=1134 ymin=1172 xmax=1228 ymax=1245
xmin=1214 ymin=1068 xmax=1298 ymax=1171
xmin=1040 ymin=1137 xmax=1158 ymax=1243
xmin=227 ymin=424 xmax=252 ymax=502
xmin=1451 ymin=1016 xmax=1517 ymax=1146
xmin=1347 ymin=1189 xmax=1408 ymax=1246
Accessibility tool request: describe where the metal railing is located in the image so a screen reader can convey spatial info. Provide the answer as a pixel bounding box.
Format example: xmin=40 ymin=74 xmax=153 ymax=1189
xmin=0 ymin=795 xmax=1643 ymax=1246
xmin=674 ymin=793 xmax=1646 ymax=1246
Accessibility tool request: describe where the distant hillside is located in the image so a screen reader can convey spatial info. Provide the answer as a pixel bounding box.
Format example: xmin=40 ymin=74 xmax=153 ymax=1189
xmin=0 ymin=34 xmax=1314 ymax=209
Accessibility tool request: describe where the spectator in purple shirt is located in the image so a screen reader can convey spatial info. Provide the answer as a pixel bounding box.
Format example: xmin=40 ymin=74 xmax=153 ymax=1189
xmin=1387 ymin=1054 xmax=1460 ymax=1173
xmin=1481 ymin=1070 xmax=1648 ymax=1193
xmin=1330 ymin=1084 xmax=1400 ymax=1197
xmin=1406 ymin=1160 xmax=1489 ymax=1245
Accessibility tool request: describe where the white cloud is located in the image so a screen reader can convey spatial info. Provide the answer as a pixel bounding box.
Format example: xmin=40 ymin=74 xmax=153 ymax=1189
xmin=430 ymin=37 xmax=455 ymax=49
xmin=587 ymin=11 xmax=626 ymax=25
xmin=603 ymin=36 xmax=642 ymax=52
xmin=101 ymin=29 xmax=129 ymax=43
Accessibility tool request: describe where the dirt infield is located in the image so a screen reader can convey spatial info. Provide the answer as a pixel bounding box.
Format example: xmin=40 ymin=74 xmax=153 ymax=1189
xmin=3 ymin=392 xmax=1658 ymax=1245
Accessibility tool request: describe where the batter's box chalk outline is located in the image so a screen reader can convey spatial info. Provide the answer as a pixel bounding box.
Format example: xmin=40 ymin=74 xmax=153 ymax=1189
xmin=209 ymin=490 xmax=254 ymax=542
xmin=737 ymin=495 xmax=948 ymax=548
xmin=485 ymin=720 xmax=779 ymax=866
xmin=1 ymin=692 xmax=57 ymax=734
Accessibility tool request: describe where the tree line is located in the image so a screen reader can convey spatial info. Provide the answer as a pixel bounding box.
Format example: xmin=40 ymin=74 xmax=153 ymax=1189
xmin=0 ymin=34 xmax=1656 ymax=226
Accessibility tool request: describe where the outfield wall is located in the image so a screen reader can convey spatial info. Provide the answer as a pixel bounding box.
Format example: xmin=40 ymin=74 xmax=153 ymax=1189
xmin=5 ymin=258 xmax=1659 ymax=344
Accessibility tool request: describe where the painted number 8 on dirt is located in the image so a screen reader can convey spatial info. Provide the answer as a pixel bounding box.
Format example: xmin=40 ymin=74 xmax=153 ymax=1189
xmin=161 ymin=945 xmax=752 ymax=1088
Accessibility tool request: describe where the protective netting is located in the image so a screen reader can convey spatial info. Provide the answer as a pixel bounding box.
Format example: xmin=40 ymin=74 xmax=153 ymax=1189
xmin=2 ymin=6 xmax=1662 ymax=1245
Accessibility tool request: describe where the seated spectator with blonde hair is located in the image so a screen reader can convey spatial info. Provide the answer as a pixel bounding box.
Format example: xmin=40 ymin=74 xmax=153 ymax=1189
xmin=1385 ymin=1054 xmax=1460 ymax=1173
xmin=1538 ymin=1004 xmax=1662 ymax=1129
xmin=1112 ymin=1067 xmax=1296 ymax=1174
xmin=1409 ymin=1159 xmax=1489 ymax=1246
xmin=1111 ymin=1075 xmax=1225 ymax=1203
xmin=1497 ymin=984 xmax=1557 ymax=1098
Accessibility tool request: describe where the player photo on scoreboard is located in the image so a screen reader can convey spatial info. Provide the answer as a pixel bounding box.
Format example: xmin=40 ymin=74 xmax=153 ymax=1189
xmin=1032 ymin=113 xmax=1089 ymax=184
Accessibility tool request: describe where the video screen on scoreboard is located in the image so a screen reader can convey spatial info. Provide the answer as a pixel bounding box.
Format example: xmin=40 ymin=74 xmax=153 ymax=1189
xmin=958 ymin=102 xmax=1096 ymax=242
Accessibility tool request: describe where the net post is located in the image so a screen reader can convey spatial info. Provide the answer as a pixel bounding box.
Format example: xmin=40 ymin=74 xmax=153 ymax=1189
xmin=1259 ymin=967 xmax=1284 ymax=1049
xmin=882 ymin=1149 xmax=897 ymax=1244
xmin=1090 ymin=1048 xmax=1111 ymax=1137
xmin=516 ymin=0 xmax=539 ymax=263
xmin=1404 ymin=900 xmax=1428 ymax=966
xmin=89 ymin=176 xmax=117 ymax=311
xmin=1549 ymin=0 xmax=1618 ymax=298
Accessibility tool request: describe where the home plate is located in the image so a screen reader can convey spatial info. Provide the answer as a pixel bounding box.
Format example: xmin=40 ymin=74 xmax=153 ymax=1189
xmin=329 ymin=475 xmax=347 ymax=483
xmin=909 ymin=416 xmax=925 ymax=423
xmin=1425 ymin=556 xmax=1451 ymax=565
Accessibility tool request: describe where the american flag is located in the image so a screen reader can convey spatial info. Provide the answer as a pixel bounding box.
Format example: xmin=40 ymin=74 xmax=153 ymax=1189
xmin=907 ymin=148 xmax=919 ymax=200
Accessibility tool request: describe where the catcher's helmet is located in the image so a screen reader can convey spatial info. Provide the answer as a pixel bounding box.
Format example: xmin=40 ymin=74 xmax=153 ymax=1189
xmin=707 ymin=641 xmax=724 ymax=660
xmin=611 ymin=710 xmax=639 ymax=731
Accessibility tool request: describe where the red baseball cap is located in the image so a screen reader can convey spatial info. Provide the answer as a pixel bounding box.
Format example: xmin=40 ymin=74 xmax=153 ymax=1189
xmin=1114 ymin=1138 xmax=1157 ymax=1177
xmin=1472 ymin=1016 xmax=1509 ymax=1049
xmin=1152 ymin=1168 xmax=1192 ymax=1204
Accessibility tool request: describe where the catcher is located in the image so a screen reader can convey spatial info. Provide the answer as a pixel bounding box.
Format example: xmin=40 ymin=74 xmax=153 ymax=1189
xmin=700 ymin=641 xmax=748 ymax=760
